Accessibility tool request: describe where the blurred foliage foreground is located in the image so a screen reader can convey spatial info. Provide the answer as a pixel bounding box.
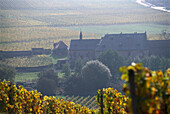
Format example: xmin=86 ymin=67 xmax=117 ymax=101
xmin=0 ymin=64 xmax=169 ymax=113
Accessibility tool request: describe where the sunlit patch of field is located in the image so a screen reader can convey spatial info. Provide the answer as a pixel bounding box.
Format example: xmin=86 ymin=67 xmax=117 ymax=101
xmin=0 ymin=55 xmax=53 ymax=67
xmin=15 ymin=72 xmax=39 ymax=82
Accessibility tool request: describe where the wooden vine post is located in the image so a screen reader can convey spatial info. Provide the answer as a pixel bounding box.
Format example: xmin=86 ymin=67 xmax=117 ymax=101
xmin=100 ymin=89 xmax=104 ymax=114
xmin=128 ymin=69 xmax=138 ymax=114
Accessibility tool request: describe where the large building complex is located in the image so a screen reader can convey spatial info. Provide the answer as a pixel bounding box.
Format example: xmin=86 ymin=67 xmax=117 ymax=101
xmin=68 ymin=32 xmax=170 ymax=64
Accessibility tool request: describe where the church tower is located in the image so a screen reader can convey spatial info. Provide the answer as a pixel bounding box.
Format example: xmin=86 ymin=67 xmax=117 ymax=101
xmin=80 ymin=31 xmax=82 ymax=40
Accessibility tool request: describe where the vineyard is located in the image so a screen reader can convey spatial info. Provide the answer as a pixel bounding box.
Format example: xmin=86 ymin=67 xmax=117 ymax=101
xmin=61 ymin=96 xmax=98 ymax=109
xmin=0 ymin=64 xmax=169 ymax=113
xmin=1 ymin=0 xmax=169 ymax=27
xmin=1 ymin=0 xmax=170 ymax=51
xmin=0 ymin=81 xmax=98 ymax=113
xmin=0 ymin=27 xmax=99 ymax=51
xmin=0 ymin=55 xmax=53 ymax=67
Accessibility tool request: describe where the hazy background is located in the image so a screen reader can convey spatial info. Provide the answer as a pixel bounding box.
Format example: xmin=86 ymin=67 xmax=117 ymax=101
xmin=0 ymin=0 xmax=170 ymax=51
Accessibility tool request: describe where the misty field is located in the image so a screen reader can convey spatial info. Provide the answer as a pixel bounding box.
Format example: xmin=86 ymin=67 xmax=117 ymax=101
xmin=0 ymin=0 xmax=170 ymax=51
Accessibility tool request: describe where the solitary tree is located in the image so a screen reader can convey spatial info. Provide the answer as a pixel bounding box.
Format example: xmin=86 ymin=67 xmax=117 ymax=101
xmin=82 ymin=60 xmax=112 ymax=94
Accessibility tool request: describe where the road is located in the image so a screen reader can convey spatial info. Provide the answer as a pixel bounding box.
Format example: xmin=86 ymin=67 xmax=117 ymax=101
xmin=136 ymin=0 xmax=170 ymax=13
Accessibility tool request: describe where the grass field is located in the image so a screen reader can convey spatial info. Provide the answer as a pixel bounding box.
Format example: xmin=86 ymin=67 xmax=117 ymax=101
xmin=62 ymin=23 xmax=170 ymax=38
xmin=15 ymin=72 xmax=39 ymax=82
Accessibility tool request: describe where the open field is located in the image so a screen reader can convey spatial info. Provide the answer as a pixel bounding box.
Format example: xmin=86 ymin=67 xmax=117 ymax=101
xmin=62 ymin=24 xmax=170 ymax=34
xmin=0 ymin=55 xmax=53 ymax=67
xmin=15 ymin=72 xmax=39 ymax=82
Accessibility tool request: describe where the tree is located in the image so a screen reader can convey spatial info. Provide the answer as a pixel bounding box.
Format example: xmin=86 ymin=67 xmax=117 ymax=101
xmin=142 ymin=55 xmax=170 ymax=71
xmin=0 ymin=52 xmax=3 ymax=60
xmin=38 ymin=68 xmax=58 ymax=81
xmin=37 ymin=68 xmax=59 ymax=95
xmin=37 ymin=78 xmax=57 ymax=96
xmin=129 ymin=55 xmax=170 ymax=71
xmin=63 ymin=59 xmax=85 ymax=96
xmin=62 ymin=62 xmax=71 ymax=77
xmin=82 ymin=60 xmax=112 ymax=95
xmin=97 ymin=50 xmax=124 ymax=79
xmin=160 ymin=30 xmax=170 ymax=40
xmin=0 ymin=64 xmax=16 ymax=82
xmin=63 ymin=75 xmax=85 ymax=96
xmin=74 ymin=58 xmax=84 ymax=76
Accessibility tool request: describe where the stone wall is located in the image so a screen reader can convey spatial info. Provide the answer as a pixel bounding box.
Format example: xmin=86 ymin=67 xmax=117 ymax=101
xmin=16 ymin=64 xmax=53 ymax=72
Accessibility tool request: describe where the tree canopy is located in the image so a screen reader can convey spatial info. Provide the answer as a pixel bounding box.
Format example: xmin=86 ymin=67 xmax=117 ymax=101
xmin=0 ymin=64 xmax=16 ymax=82
xmin=62 ymin=62 xmax=71 ymax=77
xmin=82 ymin=60 xmax=112 ymax=93
xmin=37 ymin=68 xmax=59 ymax=95
xmin=97 ymin=50 xmax=124 ymax=78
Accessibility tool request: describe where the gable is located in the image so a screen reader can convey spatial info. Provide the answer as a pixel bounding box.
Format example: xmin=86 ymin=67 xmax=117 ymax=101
xmin=55 ymin=41 xmax=67 ymax=49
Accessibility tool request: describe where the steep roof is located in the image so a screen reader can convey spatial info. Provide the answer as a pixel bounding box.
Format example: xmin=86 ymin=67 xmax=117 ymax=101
xmin=54 ymin=41 xmax=67 ymax=49
xmin=96 ymin=32 xmax=148 ymax=51
xmin=69 ymin=39 xmax=100 ymax=51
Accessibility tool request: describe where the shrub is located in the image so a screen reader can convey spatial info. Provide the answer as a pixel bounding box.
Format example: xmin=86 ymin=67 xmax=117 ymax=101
xmin=37 ymin=78 xmax=57 ymax=96
xmin=37 ymin=68 xmax=58 ymax=96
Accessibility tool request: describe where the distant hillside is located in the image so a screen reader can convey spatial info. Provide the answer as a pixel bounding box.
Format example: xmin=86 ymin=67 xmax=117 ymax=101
xmin=0 ymin=0 xmax=73 ymax=10
xmin=0 ymin=0 xmax=32 ymax=9
xmin=146 ymin=0 xmax=170 ymax=9
xmin=0 ymin=0 xmax=131 ymax=10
